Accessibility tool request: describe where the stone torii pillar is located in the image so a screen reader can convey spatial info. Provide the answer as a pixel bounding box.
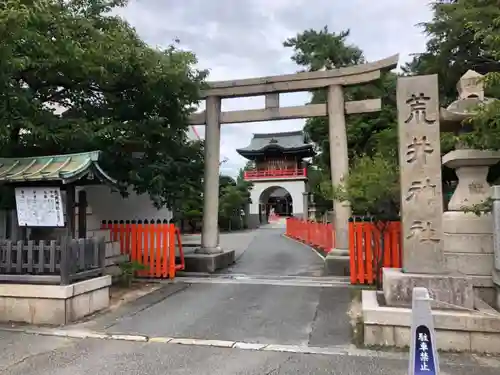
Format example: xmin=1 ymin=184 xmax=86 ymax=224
xmin=198 ymin=95 xmax=222 ymax=253
xmin=327 ymin=84 xmax=351 ymax=263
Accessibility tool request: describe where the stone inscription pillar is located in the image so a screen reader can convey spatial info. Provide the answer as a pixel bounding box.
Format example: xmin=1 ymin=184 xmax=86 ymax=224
xmin=397 ymin=75 xmax=445 ymax=273
xmin=199 ymin=96 xmax=222 ymax=253
xmin=327 ymin=84 xmax=351 ymax=254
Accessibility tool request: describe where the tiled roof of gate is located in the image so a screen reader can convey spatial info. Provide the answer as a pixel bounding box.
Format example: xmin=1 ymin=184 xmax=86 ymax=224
xmin=0 ymin=151 xmax=117 ymax=185
xmin=236 ymin=130 xmax=313 ymax=155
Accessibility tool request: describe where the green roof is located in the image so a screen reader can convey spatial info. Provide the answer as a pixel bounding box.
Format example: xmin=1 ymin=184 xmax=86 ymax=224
xmin=0 ymin=151 xmax=117 ymax=185
xmin=236 ymin=130 xmax=314 ymax=159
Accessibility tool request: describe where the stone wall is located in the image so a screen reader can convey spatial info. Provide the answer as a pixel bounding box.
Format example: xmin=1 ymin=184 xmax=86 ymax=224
xmin=0 ymin=276 xmax=111 ymax=325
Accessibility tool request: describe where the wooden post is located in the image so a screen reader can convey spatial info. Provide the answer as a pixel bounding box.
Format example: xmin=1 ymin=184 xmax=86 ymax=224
xmin=98 ymin=236 xmax=106 ymax=275
xmin=77 ymin=189 xmax=87 ymax=239
xmin=60 ymin=236 xmax=70 ymax=285
xmin=65 ymin=185 xmax=76 ymax=238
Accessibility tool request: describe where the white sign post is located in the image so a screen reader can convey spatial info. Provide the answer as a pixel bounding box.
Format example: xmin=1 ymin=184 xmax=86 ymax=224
xmin=15 ymin=187 xmax=65 ymax=227
xmin=409 ymin=287 xmax=440 ymax=375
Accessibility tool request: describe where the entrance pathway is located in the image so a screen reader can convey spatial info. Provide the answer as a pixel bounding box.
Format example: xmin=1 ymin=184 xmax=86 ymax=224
xmin=80 ymin=226 xmax=353 ymax=348
xmin=222 ymin=224 xmax=325 ymax=277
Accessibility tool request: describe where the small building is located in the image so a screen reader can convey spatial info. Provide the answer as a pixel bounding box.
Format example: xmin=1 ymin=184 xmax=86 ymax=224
xmin=236 ymin=130 xmax=314 ymax=228
xmin=0 ymin=126 xmax=202 ymax=239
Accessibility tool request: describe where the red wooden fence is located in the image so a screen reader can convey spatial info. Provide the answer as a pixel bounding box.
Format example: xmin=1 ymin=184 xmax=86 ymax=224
xmin=101 ymin=220 xmax=185 ymax=279
xmin=285 ymin=218 xmax=402 ymax=285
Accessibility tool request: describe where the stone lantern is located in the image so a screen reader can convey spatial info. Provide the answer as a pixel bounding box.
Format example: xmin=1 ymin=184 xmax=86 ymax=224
xmin=440 ymin=70 xmax=500 ymax=305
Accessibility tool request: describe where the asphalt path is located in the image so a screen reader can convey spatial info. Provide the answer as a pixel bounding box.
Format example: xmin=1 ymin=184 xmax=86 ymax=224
xmin=2 ymin=332 xmax=499 ymax=375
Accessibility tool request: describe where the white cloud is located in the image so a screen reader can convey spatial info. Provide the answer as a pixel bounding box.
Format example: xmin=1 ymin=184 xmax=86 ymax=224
xmin=118 ymin=0 xmax=432 ymax=177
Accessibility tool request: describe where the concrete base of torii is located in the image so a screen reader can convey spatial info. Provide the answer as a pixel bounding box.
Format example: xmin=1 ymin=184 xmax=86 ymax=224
xmin=180 ymin=230 xmax=236 ymax=273
xmin=324 ymin=249 xmax=350 ymax=276
xmin=184 ymin=250 xmax=236 ymax=273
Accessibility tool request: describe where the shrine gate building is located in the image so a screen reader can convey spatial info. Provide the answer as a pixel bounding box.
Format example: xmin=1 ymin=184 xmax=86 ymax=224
xmin=236 ymin=130 xmax=314 ymax=228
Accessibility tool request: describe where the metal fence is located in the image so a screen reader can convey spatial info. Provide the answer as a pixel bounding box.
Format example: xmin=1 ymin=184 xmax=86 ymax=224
xmin=0 ymin=237 xmax=105 ymax=285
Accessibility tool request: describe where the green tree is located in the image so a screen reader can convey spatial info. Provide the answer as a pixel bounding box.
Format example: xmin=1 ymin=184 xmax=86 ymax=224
xmin=219 ymin=184 xmax=246 ymax=231
xmin=460 ymin=0 xmax=500 ymax=151
xmin=403 ymin=0 xmax=500 ymax=104
xmin=325 ymin=154 xmax=400 ymax=221
xmin=218 ymin=172 xmax=253 ymax=231
xmin=0 ymin=0 xmax=206 ymax=209
xmin=284 ymin=27 xmax=399 ymax=215
xmin=405 ymin=0 xmax=500 ymax=213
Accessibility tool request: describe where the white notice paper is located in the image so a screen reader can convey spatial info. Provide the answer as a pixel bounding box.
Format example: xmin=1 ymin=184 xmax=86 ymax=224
xmin=15 ymin=187 xmax=65 ymax=227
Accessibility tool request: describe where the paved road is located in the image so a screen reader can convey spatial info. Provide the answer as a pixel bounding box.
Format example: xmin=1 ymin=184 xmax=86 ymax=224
xmin=2 ymin=332 xmax=499 ymax=375
xmin=223 ymin=225 xmax=325 ymax=276
xmin=2 ymin=226 xmax=500 ymax=374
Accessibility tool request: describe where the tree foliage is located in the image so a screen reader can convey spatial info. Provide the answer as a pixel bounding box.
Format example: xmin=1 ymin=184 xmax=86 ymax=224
xmin=284 ymin=27 xmax=397 ymax=170
xmin=403 ymin=0 xmax=500 ymax=104
xmin=324 ymin=154 xmax=400 ymax=220
xmin=405 ymin=0 xmax=500 ymax=214
xmin=0 ymin=0 xmax=207 ymax=209
xmin=290 ymin=2 xmax=500 ymax=220
xmin=283 ymin=27 xmax=399 ymax=218
xmin=219 ymin=171 xmax=253 ymax=230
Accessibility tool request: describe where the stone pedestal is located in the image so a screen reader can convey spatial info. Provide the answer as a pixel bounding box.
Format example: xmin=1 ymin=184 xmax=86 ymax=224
xmin=442 ymin=150 xmax=499 ymax=283
xmin=383 ymin=268 xmax=474 ymax=310
xmin=443 ymin=149 xmax=500 ymax=209
xmin=362 ymin=289 xmax=500 ymax=353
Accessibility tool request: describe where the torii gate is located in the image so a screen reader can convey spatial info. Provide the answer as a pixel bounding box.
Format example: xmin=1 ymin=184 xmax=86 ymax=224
xmin=189 ymin=54 xmax=399 ymax=273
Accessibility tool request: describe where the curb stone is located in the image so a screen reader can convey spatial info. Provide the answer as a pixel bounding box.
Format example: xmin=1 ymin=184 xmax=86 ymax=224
xmin=1 ymin=326 xmax=499 ymax=367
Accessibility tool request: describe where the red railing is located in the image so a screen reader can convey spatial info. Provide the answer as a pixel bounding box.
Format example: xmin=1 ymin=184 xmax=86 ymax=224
xmin=285 ymin=218 xmax=402 ymax=285
xmin=101 ymin=220 xmax=185 ymax=279
xmin=286 ymin=218 xmax=334 ymax=252
xmin=244 ymin=168 xmax=306 ymax=180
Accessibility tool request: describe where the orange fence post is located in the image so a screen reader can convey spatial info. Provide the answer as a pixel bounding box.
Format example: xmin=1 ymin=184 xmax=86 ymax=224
xmin=161 ymin=223 xmax=169 ymax=277
xmin=365 ymin=223 xmax=374 ymax=285
xmin=131 ymin=223 xmax=138 ymax=264
xmin=349 ymin=222 xmax=356 ymax=284
xmin=285 ymin=217 xmax=338 ymax=254
xmin=168 ymin=224 xmax=176 ymax=279
xmin=345 ymin=220 xmax=404 ymax=286
xmin=154 ymin=221 xmax=162 ymax=277
xmin=99 ymin=219 xmax=186 ymax=280
xmin=355 ymin=222 xmax=365 ymax=284
xmin=175 ymin=227 xmax=185 ymax=272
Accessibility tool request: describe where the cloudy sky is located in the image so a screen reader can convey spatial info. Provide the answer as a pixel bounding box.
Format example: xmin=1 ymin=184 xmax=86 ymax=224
xmin=117 ymin=0 xmax=433 ymax=177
